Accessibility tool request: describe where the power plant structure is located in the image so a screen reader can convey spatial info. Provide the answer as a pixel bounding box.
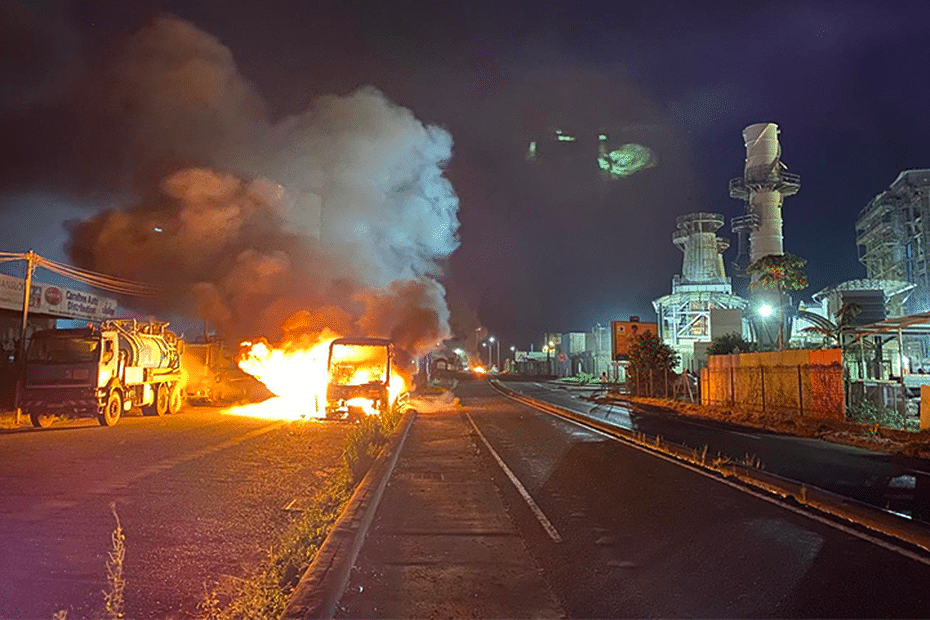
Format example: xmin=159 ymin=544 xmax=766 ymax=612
xmin=653 ymin=212 xmax=747 ymax=371
xmin=730 ymin=122 xmax=801 ymax=346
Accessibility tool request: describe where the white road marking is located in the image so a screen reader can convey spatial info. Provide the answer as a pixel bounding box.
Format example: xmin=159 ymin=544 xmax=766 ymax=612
xmin=465 ymin=412 xmax=563 ymax=543
xmin=494 ymin=384 xmax=930 ymax=567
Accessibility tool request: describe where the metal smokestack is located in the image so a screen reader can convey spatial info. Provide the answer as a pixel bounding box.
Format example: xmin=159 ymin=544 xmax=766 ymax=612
xmin=674 ymin=212 xmax=729 ymax=284
xmin=653 ymin=212 xmax=747 ymax=372
xmin=730 ymin=122 xmax=800 ymax=274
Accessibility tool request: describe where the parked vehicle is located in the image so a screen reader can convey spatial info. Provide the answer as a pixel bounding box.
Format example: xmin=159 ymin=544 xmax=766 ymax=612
xmin=183 ymin=340 xmax=269 ymax=406
xmin=22 ymin=319 xmax=184 ymax=427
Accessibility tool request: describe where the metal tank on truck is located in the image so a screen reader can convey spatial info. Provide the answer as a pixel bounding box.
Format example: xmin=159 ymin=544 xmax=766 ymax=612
xmin=22 ymin=319 xmax=185 ymax=428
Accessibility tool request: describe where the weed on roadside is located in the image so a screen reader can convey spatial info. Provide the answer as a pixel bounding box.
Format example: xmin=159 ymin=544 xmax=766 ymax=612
xmin=103 ymin=503 xmax=126 ymax=620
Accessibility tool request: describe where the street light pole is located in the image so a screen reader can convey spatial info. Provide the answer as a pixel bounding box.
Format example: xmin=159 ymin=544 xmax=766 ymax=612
xmin=16 ymin=250 xmax=38 ymax=424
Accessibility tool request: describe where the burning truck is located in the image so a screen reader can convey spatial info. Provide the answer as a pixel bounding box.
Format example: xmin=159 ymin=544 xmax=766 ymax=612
xmin=233 ymin=335 xmax=407 ymax=421
xmin=22 ymin=319 xmax=184 ymax=428
xmin=325 ymin=337 xmax=405 ymax=421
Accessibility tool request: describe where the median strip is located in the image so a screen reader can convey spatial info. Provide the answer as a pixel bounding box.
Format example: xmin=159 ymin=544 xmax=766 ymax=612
xmin=281 ymin=408 xmax=416 ymax=620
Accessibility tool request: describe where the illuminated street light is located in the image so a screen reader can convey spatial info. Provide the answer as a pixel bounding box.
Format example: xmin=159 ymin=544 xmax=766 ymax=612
xmin=758 ymin=304 xmax=774 ymax=318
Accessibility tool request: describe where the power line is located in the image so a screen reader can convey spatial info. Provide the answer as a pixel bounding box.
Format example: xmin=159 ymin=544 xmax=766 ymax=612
xmin=1 ymin=251 xmax=160 ymax=297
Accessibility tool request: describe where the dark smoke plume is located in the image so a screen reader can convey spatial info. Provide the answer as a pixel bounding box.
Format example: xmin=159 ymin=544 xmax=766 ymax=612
xmin=61 ymin=16 xmax=459 ymax=355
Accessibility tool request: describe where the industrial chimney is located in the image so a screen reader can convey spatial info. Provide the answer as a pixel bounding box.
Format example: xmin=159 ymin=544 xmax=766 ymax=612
xmin=730 ymin=123 xmax=800 ymax=274
xmin=674 ymin=212 xmax=730 ymax=284
xmin=729 ymin=122 xmax=801 ymax=348
xmin=653 ymin=212 xmax=747 ymax=371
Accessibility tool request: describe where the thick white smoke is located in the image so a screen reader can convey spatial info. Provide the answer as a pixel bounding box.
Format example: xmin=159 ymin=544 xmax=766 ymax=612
xmin=65 ymin=16 xmax=459 ymax=355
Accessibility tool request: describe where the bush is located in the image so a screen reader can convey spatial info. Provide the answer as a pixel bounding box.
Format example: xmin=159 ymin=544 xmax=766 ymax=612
xmin=707 ymin=332 xmax=754 ymax=355
xmin=847 ymin=400 xmax=909 ymax=430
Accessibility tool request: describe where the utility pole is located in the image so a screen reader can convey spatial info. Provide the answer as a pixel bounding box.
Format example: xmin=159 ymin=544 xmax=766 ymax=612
xmin=15 ymin=250 xmax=38 ymax=424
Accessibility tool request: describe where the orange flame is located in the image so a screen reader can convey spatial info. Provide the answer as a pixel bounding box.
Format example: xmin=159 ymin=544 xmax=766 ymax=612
xmin=225 ymin=331 xmax=407 ymax=421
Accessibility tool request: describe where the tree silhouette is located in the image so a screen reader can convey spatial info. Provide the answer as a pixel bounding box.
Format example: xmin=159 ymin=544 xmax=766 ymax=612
xmin=746 ymin=253 xmax=808 ymax=350
xmin=627 ymin=331 xmax=680 ymax=396
xmin=707 ymin=332 xmax=754 ymax=355
xmin=802 ymin=302 xmax=861 ymax=348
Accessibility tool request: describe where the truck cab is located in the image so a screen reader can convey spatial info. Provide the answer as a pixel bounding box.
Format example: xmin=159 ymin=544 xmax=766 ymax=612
xmin=22 ymin=320 xmax=184 ymax=428
xmin=23 ymin=329 xmax=108 ymax=424
xmin=325 ymin=337 xmax=396 ymax=420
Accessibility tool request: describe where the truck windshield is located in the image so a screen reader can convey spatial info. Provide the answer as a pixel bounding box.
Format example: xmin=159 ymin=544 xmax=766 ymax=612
xmin=28 ymin=338 xmax=99 ymax=364
xmin=329 ymin=345 xmax=388 ymax=385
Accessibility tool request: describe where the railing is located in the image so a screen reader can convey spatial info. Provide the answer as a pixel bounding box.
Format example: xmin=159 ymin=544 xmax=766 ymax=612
xmin=626 ymin=369 xmax=699 ymax=402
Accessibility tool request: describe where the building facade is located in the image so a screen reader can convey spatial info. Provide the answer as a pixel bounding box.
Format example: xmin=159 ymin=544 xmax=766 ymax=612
xmin=857 ymin=169 xmax=930 ymax=315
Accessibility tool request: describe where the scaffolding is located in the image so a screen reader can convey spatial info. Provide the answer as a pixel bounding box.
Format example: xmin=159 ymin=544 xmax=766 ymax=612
xmin=856 ymin=170 xmax=930 ymax=314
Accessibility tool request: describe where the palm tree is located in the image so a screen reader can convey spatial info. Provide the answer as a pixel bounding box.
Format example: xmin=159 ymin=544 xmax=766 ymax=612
xmin=746 ymin=253 xmax=809 ymax=350
xmin=802 ymin=302 xmax=861 ymax=347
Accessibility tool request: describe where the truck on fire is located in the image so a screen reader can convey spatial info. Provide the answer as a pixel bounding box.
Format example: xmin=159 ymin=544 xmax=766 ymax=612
xmin=22 ymin=319 xmax=185 ymax=428
xmin=325 ymin=337 xmax=404 ymax=420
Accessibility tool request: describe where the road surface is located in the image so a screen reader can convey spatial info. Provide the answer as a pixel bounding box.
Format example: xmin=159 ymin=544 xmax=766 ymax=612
xmin=0 ymin=407 xmax=350 ymax=620
xmin=504 ymin=380 xmax=930 ymax=519
xmin=344 ymin=380 xmax=930 ymax=618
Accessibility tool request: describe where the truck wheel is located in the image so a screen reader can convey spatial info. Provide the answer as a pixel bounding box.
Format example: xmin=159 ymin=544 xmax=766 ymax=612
xmin=156 ymin=383 xmax=170 ymax=416
xmin=98 ymin=391 xmax=122 ymax=427
xmin=167 ymin=383 xmax=183 ymax=414
xmin=142 ymin=384 xmax=169 ymax=416
xmin=29 ymin=411 xmax=54 ymax=428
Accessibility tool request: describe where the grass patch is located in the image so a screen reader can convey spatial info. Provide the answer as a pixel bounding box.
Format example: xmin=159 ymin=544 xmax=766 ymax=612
xmin=200 ymin=405 xmax=407 ymax=620
xmin=846 ymin=400 xmax=913 ymax=430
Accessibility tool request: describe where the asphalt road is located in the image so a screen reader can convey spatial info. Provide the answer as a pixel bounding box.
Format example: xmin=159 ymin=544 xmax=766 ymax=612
xmin=0 ymin=407 xmax=350 ymax=620
xmin=503 ymin=380 xmax=930 ymax=519
xmin=461 ymin=380 xmax=930 ymax=618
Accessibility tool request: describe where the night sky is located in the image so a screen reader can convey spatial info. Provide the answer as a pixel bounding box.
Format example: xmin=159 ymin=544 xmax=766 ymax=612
xmin=3 ymin=0 xmax=930 ymax=348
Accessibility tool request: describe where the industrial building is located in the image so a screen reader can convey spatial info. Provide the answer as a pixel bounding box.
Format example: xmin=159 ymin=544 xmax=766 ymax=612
xmin=856 ymin=169 xmax=930 ymax=315
xmin=729 ymin=122 xmax=801 ymax=347
xmin=653 ymin=213 xmax=747 ymax=371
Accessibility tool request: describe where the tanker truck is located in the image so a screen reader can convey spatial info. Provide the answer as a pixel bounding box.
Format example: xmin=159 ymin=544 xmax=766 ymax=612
xmin=21 ymin=319 xmax=185 ymax=428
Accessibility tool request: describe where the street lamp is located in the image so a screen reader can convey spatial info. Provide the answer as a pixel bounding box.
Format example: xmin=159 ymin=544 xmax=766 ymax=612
xmin=489 ymin=336 xmax=500 ymax=370
xmin=758 ymin=304 xmax=773 ymax=318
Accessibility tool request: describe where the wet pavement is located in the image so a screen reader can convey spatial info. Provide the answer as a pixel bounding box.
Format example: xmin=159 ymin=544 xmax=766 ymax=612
xmin=0 ymin=407 xmax=351 ymax=620
xmin=503 ymin=380 xmax=930 ymax=520
xmin=444 ymin=381 xmax=930 ymax=618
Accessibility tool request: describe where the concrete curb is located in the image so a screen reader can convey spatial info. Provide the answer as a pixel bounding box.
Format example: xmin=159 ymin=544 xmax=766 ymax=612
xmin=281 ymin=409 xmax=417 ymax=620
xmin=491 ymin=380 xmax=930 ymax=557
